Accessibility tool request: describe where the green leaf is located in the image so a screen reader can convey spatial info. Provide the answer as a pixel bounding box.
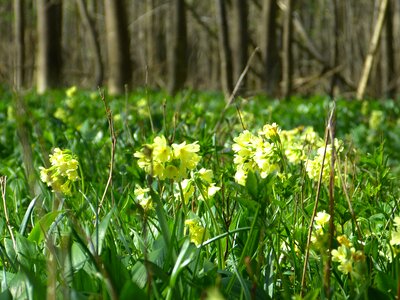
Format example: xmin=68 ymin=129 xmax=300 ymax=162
xmin=71 ymin=242 xmax=88 ymax=271
xmin=246 ymin=171 xmax=258 ymax=200
xmin=120 ymin=281 xmax=148 ymax=300
xmin=19 ymin=197 xmax=38 ymax=236
xmin=91 ymin=208 xmax=114 ymax=255
xmin=28 ymin=210 xmax=62 ymax=244
xmin=374 ymin=271 xmax=396 ymax=298
xmin=0 ymin=289 xmax=12 ymax=300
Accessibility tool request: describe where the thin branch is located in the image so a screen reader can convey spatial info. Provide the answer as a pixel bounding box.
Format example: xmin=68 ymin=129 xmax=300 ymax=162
xmin=214 ymin=47 xmax=260 ymax=132
xmin=300 ymin=104 xmax=336 ymax=295
xmin=97 ymin=88 xmax=116 ymax=214
xmin=1 ymin=177 xmax=16 ymax=249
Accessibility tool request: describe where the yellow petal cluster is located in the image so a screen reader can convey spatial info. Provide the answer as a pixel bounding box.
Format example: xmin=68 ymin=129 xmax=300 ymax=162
xmin=311 ymin=211 xmax=330 ymax=245
xmin=185 ymin=219 xmax=207 ymax=246
xmin=134 ymin=135 xmax=201 ymax=180
xmin=232 ymin=123 xmax=347 ymax=186
xmin=232 ymin=128 xmax=280 ymax=186
xmin=331 ymin=234 xmax=365 ymax=275
xmin=40 ymin=148 xmax=80 ymax=196
xmin=134 ymin=185 xmax=153 ymax=211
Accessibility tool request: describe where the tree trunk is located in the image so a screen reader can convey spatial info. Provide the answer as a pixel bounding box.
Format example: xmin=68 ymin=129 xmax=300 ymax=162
xmin=385 ymin=0 xmax=395 ymax=99
xmin=14 ymin=0 xmax=24 ymax=90
xmin=215 ymin=0 xmax=233 ymax=97
xmin=261 ymin=0 xmax=279 ymax=96
xmin=356 ymin=0 xmax=388 ymax=100
xmin=104 ymin=0 xmax=132 ymax=95
xmin=231 ymin=0 xmax=248 ymax=91
xmin=76 ymin=0 xmax=103 ymax=88
xmin=167 ymin=0 xmax=187 ymax=94
xmin=282 ymin=0 xmax=293 ymax=99
xmin=330 ymin=0 xmax=341 ymax=97
xmin=37 ymin=0 xmax=62 ymax=93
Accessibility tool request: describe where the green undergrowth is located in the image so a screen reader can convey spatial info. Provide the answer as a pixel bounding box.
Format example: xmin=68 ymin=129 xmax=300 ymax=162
xmin=0 ymin=86 xmax=399 ymax=299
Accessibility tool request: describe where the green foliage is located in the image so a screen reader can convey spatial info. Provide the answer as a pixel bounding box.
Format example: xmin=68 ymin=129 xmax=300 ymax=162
xmin=0 ymin=87 xmax=400 ymax=299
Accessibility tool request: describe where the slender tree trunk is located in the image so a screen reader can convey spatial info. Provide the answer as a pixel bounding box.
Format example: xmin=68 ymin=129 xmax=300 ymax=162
xmin=385 ymin=0 xmax=395 ymax=99
xmin=215 ymin=0 xmax=233 ymax=97
xmin=37 ymin=0 xmax=62 ymax=93
xmin=356 ymin=0 xmax=388 ymax=100
xmin=76 ymin=0 xmax=103 ymax=88
xmin=261 ymin=0 xmax=279 ymax=95
xmin=282 ymin=0 xmax=293 ymax=99
xmin=14 ymin=0 xmax=24 ymax=90
xmin=167 ymin=0 xmax=187 ymax=94
xmin=330 ymin=0 xmax=341 ymax=97
xmin=104 ymin=0 xmax=132 ymax=95
xmin=231 ymin=0 xmax=248 ymax=91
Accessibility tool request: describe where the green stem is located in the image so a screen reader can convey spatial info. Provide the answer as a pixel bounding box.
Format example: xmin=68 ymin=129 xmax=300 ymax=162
xmin=226 ymin=204 xmax=260 ymax=294
xmin=150 ymin=187 xmax=171 ymax=250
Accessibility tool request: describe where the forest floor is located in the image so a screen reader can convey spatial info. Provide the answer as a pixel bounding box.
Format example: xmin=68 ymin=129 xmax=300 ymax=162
xmin=0 ymin=86 xmax=399 ymax=299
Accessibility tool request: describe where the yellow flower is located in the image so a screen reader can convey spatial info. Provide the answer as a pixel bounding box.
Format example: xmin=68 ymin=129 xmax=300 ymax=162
xmin=338 ymin=260 xmax=353 ymax=275
xmin=164 ymin=165 xmax=179 ymax=179
xmin=394 ymin=216 xmax=400 ymax=228
xmin=153 ymin=136 xmax=172 ymax=163
xmin=54 ymin=107 xmax=68 ymax=122
xmin=185 ymin=219 xmax=207 ymax=246
xmin=207 ymin=183 xmax=220 ymax=197
xmin=172 ymin=141 xmax=201 ymax=170
xmin=198 ymin=168 xmax=213 ymax=183
xmin=66 ymin=86 xmax=77 ymax=98
xmin=134 ymin=185 xmax=152 ymax=211
xmin=180 ymin=179 xmax=195 ymax=203
xmin=40 ymin=148 xmax=80 ymax=195
xmin=135 ymin=135 xmax=203 ymax=180
xmin=369 ymin=110 xmax=384 ymax=130
xmin=39 ymin=167 xmax=52 ymax=186
xmin=234 ymin=166 xmax=247 ymax=186
xmin=337 ymin=235 xmax=352 ymax=247
xmin=314 ymin=211 xmax=330 ymax=229
xmin=332 ymin=245 xmax=349 ymax=264
xmin=390 ymin=230 xmax=400 ymax=246
xmin=204 ymin=287 xmax=225 ymax=300
xmin=258 ymin=122 xmax=280 ymax=139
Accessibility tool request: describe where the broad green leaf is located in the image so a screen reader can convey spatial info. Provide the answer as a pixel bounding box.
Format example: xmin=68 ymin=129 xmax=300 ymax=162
xmin=90 ymin=208 xmax=114 ymax=255
xmin=71 ymin=242 xmax=88 ymax=271
xmin=0 ymin=289 xmax=12 ymax=300
xmin=28 ymin=210 xmax=63 ymax=244
xmin=120 ymin=281 xmax=148 ymax=300
xmin=246 ymin=171 xmax=258 ymax=200
xmin=374 ymin=271 xmax=396 ymax=298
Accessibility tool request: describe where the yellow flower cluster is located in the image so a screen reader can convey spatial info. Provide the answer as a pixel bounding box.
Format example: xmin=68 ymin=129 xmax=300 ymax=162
xmin=280 ymin=126 xmax=319 ymax=164
xmin=232 ymin=122 xmax=340 ymax=186
xmin=331 ymin=235 xmax=365 ymax=275
xmin=311 ymin=211 xmax=330 ymax=245
xmin=176 ymin=168 xmax=220 ymax=203
xmin=369 ymin=110 xmax=384 ymax=130
xmin=134 ymin=135 xmax=201 ymax=180
xmin=134 ymin=185 xmax=153 ymax=211
xmin=185 ymin=219 xmax=207 ymax=246
xmin=305 ymin=144 xmax=337 ymax=184
xmin=40 ymin=148 xmax=79 ymax=196
xmin=390 ymin=216 xmax=400 ymax=256
xmin=232 ymin=124 xmax=281 ymax=185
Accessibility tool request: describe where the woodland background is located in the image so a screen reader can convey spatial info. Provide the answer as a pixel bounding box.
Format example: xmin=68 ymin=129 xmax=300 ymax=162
xmin=1 ymin=0 xmax=399 ymax=99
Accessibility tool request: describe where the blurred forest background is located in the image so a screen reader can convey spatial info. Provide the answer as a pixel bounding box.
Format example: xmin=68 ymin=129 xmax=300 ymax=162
xmin=1 ymin=0 xmax=399 ymax=99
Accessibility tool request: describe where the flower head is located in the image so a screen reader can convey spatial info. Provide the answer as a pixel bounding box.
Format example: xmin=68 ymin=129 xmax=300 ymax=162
xmin=185 ymin=219 xmax=207 ymax=246
xmin=134 ymin=135 xmax=202 ymax=180
xmin=40 ymin=148 xmax=80 ymax=195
